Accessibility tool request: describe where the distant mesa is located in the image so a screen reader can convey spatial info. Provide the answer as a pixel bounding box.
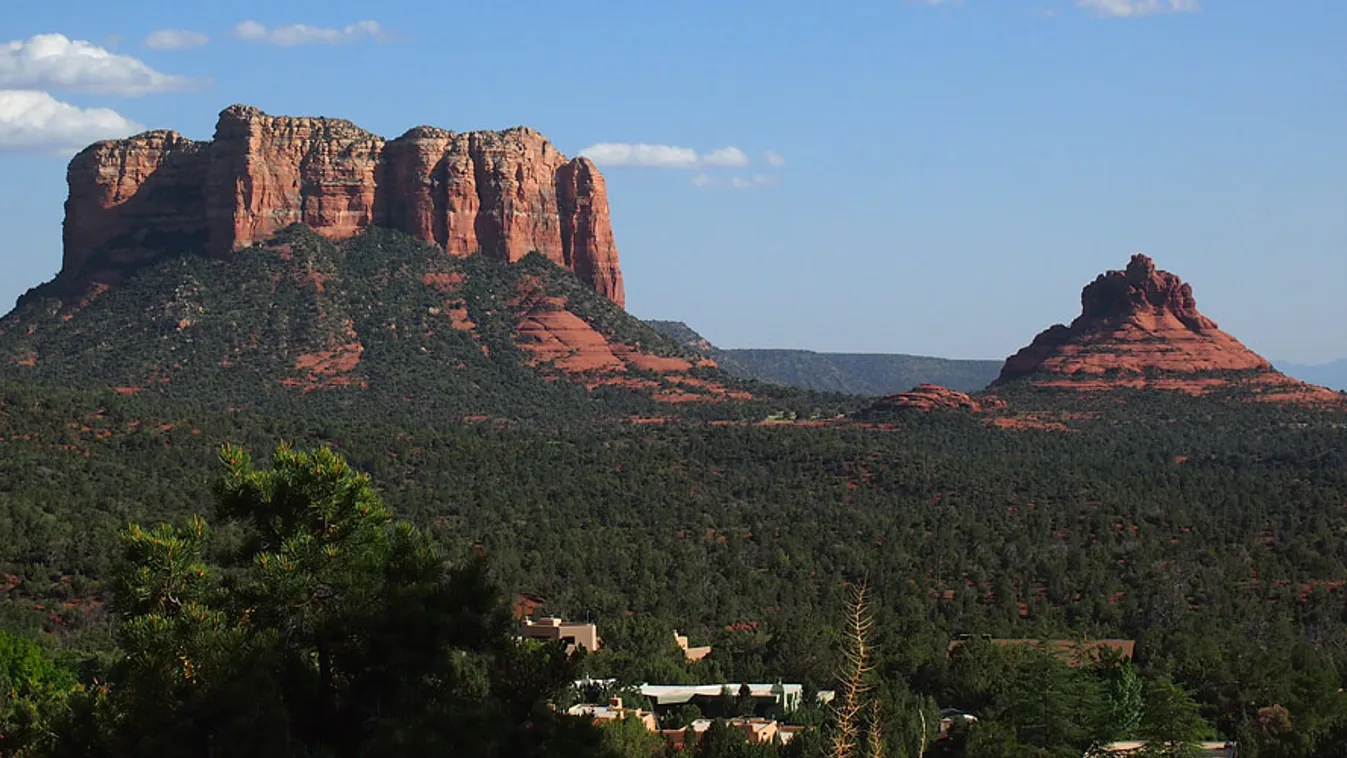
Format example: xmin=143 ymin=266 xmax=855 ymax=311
xmin=644 ymin=320 xmax=1002 ymax=396
xmin=996 ymin=254 xmax=1338 ymax=403
xmin=60 ymin=104 xmax=624 ymax=306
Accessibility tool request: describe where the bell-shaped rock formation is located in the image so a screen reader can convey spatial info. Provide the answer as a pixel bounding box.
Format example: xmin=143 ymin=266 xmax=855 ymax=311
xmin=61 ymin=105 xmax=625 ymax=307
xmin=997 ymin=254 xmax=1337 ymax=402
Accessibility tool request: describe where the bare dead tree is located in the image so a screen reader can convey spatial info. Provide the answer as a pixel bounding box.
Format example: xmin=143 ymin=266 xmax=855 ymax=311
xmin=831 ymin=582 xmax=876 ymax=758
xmin=866 ymin=700 xmax=885 ymax=758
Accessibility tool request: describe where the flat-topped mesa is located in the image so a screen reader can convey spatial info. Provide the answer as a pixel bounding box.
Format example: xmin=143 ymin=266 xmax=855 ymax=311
xmin=993 ymin=254 xmax=1344 ymax=402
xmin=62 ymin=105 xmax=625 ymax=306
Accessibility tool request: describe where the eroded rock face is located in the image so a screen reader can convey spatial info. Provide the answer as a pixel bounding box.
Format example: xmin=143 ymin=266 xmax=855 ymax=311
xmin=997 ymin=255 xmax=1336 ymax=401
xmin=62 ymin=105 xmax=625 ymax=306
xmin=64 ymin=131 xmax=208 ymax=275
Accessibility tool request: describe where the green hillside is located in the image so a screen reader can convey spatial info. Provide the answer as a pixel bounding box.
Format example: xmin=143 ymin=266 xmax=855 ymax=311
xmin=0 ymin=227 xmax=841 ymax=425
xmin=4 ymin=228 xmax=1347 ymax=754
xmin=646 ymin=320 xmax=1001 ymax=394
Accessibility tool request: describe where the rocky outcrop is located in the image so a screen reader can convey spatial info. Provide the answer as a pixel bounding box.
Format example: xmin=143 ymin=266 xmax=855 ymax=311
xmin=996 ymin=254 xmax=1338 ymax=401
xmin=63 ymin=131 xmax=209 ymax=272
xmin=871 ymin=384 xmax=1004 ymax=413
xmin=62 ymin=105 xmax=625 ymax=306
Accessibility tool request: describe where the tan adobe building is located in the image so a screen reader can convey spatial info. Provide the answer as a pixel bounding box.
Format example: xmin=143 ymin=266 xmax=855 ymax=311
xmin=567 ymin=697 xmax=657 ymax=731
xmin=674 ymin=630 xmax=713 ymax=661
xmin=520 ymin=617 xmax=600 ymax=653
xmin=660 ymin=718 xmax=806 ymax=750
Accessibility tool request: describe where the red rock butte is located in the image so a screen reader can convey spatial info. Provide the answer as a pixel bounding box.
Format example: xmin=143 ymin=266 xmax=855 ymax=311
xmin=61 ymin=105 xmax=625 ymax=307
xmin=996 ymin=254 xmax=1337 ymax=402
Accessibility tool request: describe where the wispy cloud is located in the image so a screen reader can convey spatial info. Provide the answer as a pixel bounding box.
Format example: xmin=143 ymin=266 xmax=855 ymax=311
xmin=764 ymin=151 xmax=786 ymax=167
xmin=144 ymin=29 xmax=209 ymax=51
xmin=0 ymin=34 xmax=200 ymax=96
xmin=232 ymin=20 xmax=386 ymax=46
xmin=690 ymin=173 xmax=778 ymax=189
xmin=0 ymin=89 xmax=142 ymax=154
xmin=579 ymin=142 xmax=751 ymax=169
xmin=732 ymin=174 xmax=777 ymax=189
xmin=1076 ymin=0 xmax=1200 ymax=17
xmin=700 ymin=146 xmax=749 ymax=167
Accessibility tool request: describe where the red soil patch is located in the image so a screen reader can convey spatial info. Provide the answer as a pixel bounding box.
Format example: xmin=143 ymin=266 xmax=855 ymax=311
xmin=281 ymin=342 xmax=367 ymax=391
xmin=14 ymin=351 xmax=37 ymax=367
xmin=446 ymin=304 xmax=475 ymax=331
xmin=615 ymin=348 xmax=693 ymax=373
xmin=293 ymin=343 xmax=363 ymax=374
xmin=655 ymin=391 xmax=706 ymax=404
xmin=113 ymin=386 xmax=141 ymax=396
xmin=990 ymin=415 xmax=1075 ymax=433
xmin=420 ymin=272 xmax=465 ymax=292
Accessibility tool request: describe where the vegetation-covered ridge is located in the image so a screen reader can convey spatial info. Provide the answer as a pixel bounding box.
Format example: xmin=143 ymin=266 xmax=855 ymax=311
xmin=3 ymin=372 xmax=1347 ymax=752
xmin=646 ymin=320 xmax=1001 ymax=395
xmin=0 ymin=226 xmax=843 ymax=425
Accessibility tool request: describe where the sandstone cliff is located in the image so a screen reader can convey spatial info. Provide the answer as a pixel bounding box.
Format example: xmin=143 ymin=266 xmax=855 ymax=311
xmin=996 ymin=254 xmax=1337 ymax=402
xmin=62 ymin=105 xmax=625 ymax=306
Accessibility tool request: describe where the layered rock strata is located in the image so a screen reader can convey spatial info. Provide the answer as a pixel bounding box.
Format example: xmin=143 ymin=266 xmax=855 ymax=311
xmin=63 ymin=105 xmax=625 ymax=306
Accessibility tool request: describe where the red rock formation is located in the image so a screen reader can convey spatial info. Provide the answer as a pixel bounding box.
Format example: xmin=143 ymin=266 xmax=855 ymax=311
xmin=872 ymin=384 xmax=1002 ymax=412
xmin=997 ymin=254 xmax=1338 ymax=401
xmin=63 ymin=131 xmax=207 ymax=274
xmin=508 ymin=276 xmax=744 ymax=401
xmin=62 ymin=105 xmax=625 ymax=307
xmin=207 ymin=105 xmax=385 ymax=251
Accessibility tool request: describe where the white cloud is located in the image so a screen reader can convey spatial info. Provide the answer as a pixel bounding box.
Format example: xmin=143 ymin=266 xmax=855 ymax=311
xmin=764 ymin=151 xmax=786 ymax=167
xmin=580 ymin=142 xmax=698 ymax=168
xmin=0 ymin=34 xmax=198 ymax=95
xmin=700 ymin=146 xmax=749 ymax=167
xmin=1076 ymin=0 xmax=1200 ymax=17
xmin=232 ymin=20 xmax=386 ymax=46
xmin=144 ymin=29 xmax=209 ymax=50
xmin=0 ymin=89 xmax=142 ymax=154
xmin=578 ymin=142 xmax=752 ymax=169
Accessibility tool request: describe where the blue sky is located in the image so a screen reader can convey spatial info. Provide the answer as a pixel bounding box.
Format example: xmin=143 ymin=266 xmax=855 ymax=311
xmin=1 ymin=0 xmax=1344 ymax=363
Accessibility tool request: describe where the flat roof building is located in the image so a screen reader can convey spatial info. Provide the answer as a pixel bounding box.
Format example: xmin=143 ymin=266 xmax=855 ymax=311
xmin=521 ymin=617 xmax=600 ymax=654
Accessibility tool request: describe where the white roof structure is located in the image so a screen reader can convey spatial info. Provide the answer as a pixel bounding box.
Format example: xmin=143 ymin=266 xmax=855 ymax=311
xmin=639 ymin=683 xmax=801 ymax=707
